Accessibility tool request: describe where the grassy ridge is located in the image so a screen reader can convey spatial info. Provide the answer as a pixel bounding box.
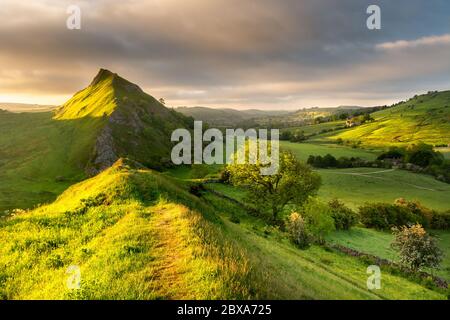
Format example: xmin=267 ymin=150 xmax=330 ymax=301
xmin=1 ymin=159 xmax=446 ymax=299
xmin=327 ymin=90 xmax=450 ymax=147
xmin=0 ymin=160 xmax=256 ymax=299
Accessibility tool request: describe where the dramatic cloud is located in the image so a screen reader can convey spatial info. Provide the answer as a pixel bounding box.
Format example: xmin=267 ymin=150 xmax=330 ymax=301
xmin=0 ymin=0 xmax=449 ymax=109
xmin=376 ymin=34 xmax=450 ymax=50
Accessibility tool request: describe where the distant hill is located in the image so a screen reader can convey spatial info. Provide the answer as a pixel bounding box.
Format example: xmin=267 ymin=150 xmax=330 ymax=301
xmin=288 ymin=107 xmax=361 ymax=122
xmin=175 ymin=106 xmax=368 ymax=127
xmin=175 ymin=106 xmax=290 ymax=126
xmin=0 ymin=102 xmax=55 ymax=113
xmin=328 ymin=90 xmax=450 ymax=147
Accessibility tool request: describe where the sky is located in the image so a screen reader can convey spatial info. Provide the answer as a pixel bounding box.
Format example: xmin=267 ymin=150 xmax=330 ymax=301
xmin=0 ymin=0 xmax=449 ymax=110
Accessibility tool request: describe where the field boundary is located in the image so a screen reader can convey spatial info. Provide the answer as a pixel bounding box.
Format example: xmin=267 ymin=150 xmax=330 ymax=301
xmin=328 ymin=243 xmax=448 ymax=289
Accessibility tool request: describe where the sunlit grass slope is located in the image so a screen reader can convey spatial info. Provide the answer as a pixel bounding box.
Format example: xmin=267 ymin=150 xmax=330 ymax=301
xmin=328 ymin=90 xmax=450 ymax=147
xmin=203 ymin=190 xmax=446 ymax=300
xmin=0 ymin=69 xmax=193 ymax=212
xmin=280 ymin=141 xmax=378 ymax=161
xmin=0 ymin=71 xmax=119 ymax=213
xmin=0 ymin=159 xmax=255 ymax=299
xmin=326 ymin=227 xmax=450 ymax=281
xmin=1 ymin=159 xmax=446 ymax=299
xmin=317 ymin=168 xmax=450 ymax=211
xmin=0 ymin=110 xmax=87 ymax=213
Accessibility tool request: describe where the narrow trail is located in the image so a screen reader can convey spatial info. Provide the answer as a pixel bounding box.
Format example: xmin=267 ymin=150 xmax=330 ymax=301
xmin=150 ymin=205 xmax=191 ymax=299
xmin=326 ymin=168 xmax=437 ymax=191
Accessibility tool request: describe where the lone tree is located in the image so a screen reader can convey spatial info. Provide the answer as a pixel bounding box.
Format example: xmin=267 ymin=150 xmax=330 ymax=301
xmin=158 ymin=98 xmax=166 ymax=105
xmin=391 ymin=224 xmax=443 ymax=272
xmin=226 ymin=151 xmax=321 ymax=220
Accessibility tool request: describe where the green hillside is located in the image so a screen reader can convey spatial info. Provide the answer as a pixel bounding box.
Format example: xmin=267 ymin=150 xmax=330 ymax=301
xmin=0 ymin=159 xmax=445 ymax=299
xmin=55 ymin=69 xmax=193 ymax=173
xmin=175 ymin=106 xmax=289 ymax=127
xmin=0 ymin=110 xmax=86 ymax=212
xmin=326 ymin=228 xmax=450 ymax=281
xmin=328 ymin=91 xmax=450 ymax=147
xmin=0 ymin=103 xmax=55 ymax=113
xmin=317 ymin=168 xmax=450 ymax=211
xmin=279 ymin=142 xmax=449 ymax=211
xmin=1 ymin=71 xmax=449 ymax=300
xmin=0 ymin=69 xmax=192 ymax=212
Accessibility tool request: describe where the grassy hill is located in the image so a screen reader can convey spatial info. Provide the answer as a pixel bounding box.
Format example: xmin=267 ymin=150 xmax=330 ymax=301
xmin=55 ymin=68 xmax=193 ymax=173
xmin=327 ymin=90 xmax=450 ymax=147
xmin=0 ymin=110 xmax=86 ymax=212
xmin=0 ymin=69 xmax=192 ymax=212
xmin=175 ymin=106 xmax=290 ymax=127
xmin=0 ymin=159 xmax=446 ymax=299
xmin=0 ymin=103 xmax=55 ymax=113
xmin=1 ymin=71 xmax=449 ymax=300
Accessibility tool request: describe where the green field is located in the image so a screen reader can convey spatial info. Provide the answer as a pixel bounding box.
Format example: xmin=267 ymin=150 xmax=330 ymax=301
xmin=326 ymin=227 xmax=450 ymax=281
xmin=280 ymin=121 xmax=346 ymax=136
xmin=0 ymin=161 xmax=446 ymax=299
xmin=1 ymin=71 xmax=449 ymax=300
xmin=0 ymin=111 xmax=88 ymax=213
xmin=280 ymin=141 xmax=378 ymax=161
xmin=325 ymin=91 xmax=450 ymax=147
xmin=317 ymin=168 xmax=450 ymax=211
xmin=279 ymin=141 xmax=450 ymax=211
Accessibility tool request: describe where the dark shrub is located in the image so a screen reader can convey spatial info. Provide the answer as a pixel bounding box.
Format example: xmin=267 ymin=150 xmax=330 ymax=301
xmin=430 ymin=211 xmax=450 ymax=229
xmin=359 ymin=203 xmax=419 ymax=230
xmin=322 ymin=154 xmax=338 ymax=167
xmin=336 ymin=157 xmax=353 ymax=168
xmin=280 ymin=131 xmax=293 ymax=141
xmin=219 ymin=169 xmax=231 ymax=183
xmin=328 ymin=199 xmax=358 ymax=230
xmin=306 ymin=155 xmax=315 ymax=166
xmin=312 ymin=155 xmax=324 ymax=168
xmin=394 ymin=198 xmax=433 ymax=228
xmin=377 ymin=147 xmax=405 ymax=161
xmin=189 ymin=183 xmax=206 ymax=197
xmin=405 ymin=143 xmax=444 ymax=167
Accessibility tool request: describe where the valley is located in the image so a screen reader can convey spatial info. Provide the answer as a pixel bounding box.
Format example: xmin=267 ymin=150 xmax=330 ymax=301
xmin=1 ymin=70 xmax=449 ymax=300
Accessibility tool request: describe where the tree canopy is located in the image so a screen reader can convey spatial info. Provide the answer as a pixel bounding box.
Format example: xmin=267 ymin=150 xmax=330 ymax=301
xmin=226 ymin=151 xmax=321 ymax=219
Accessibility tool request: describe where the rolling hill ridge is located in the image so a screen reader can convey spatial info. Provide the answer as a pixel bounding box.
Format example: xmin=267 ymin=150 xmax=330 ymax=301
xmin=55 ymin=68 xmax=193 ymax=174
xmin=0 ymin=69 xmax=192 ymax=212
xmin=327 ymin=90 xmax=450 ymax=147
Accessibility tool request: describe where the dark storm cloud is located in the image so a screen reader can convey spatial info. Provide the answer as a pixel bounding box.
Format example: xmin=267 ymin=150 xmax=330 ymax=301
xmin=0 ymin=0 xmax=449 ymax=108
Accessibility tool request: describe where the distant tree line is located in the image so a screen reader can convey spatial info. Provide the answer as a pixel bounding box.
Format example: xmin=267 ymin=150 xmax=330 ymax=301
xmin=305 ymin=143 xmax=449 ymax=183
xmin=377 ymin=143 xmax=450 ymax=183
